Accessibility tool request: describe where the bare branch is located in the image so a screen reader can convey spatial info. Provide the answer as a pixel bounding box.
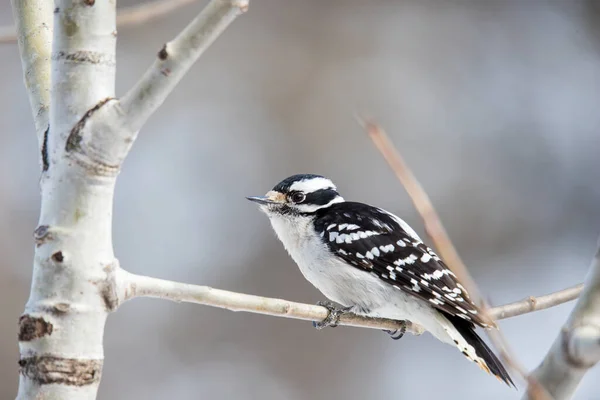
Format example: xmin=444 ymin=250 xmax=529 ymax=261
xmin=118 ymin=0 xmax=249 ymax=133
xmin=72 ymin=0 xmax=248 ymax=171
xmin=14 ymin=1 xmax=119 ymax=398
xmin=493 ymin=284 xmax=583 ymax=320
xmin=359 ymin=119 xmax=552 ymax=397
xmin=116 ymin=269 xmax=424 ymax=335
xmin=10 ymin=0 xmax=53 ymax=165
xmin=115 ymin=269 xmax=580 ymax=335
xmin=2 ymin=0 xmax=201 ymax=44
xmin=12 ymin=0 xmax=248 ymax=397
xmin=523 ymin=244 xmax=600 ymax=400
xmin=359 ymin=118 xmax=493 ymax=322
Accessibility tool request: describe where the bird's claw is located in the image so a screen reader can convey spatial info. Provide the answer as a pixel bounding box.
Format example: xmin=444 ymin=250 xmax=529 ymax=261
xmin=313 ymin=301 xmax=351 ymax=330
xmin=383 ymin=320 xmax=408 ymax=340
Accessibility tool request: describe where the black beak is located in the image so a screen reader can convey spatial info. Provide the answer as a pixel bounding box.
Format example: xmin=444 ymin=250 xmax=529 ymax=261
xmin=246 ymin=196 xmax=276 ymax=205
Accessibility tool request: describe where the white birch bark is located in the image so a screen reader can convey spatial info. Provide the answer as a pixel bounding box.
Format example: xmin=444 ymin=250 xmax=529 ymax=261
xmin=10 ymin=0 xmax=53 ymax=168
xmin=13 ymin=1 xmax=248 ymax=399
xmin=17 ymin=0 xmax=118 ymax=398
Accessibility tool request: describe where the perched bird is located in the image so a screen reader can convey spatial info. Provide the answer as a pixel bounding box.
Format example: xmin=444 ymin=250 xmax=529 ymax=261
xmin=247 ymin=174 xmax=513 ymax=386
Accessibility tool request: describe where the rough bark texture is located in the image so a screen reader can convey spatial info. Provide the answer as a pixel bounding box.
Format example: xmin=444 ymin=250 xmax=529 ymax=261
xmin=18 ymin=315 xmax=53 ymax=342
xmin=19 ymin=356 xmax=103 ymax=386
xmin=15 ymin=1 xmax=118 ymax=398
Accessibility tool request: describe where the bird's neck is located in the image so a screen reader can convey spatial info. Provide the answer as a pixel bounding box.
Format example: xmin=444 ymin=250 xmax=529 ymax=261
xmin=268 ymin=213 xmax=315 ymax=255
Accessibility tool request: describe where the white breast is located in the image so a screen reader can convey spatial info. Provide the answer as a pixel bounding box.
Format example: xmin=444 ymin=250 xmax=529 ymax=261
xmin=267 ymin=214 xmax=441 ymax=329
xmin=268 ymin=214 xmax=342 ymax=299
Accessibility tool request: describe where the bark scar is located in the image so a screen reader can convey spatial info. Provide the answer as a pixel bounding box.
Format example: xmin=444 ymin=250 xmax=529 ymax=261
xmin=33 ymin=225 xmax=53 ymax=247
xmin=158 ymin=44 xmax=168 ymax=60
xmin=65 ymin=98 xmax=113 ymax=152
xmin=528 ymin=295 xmax=537 ymax=310
xmin=41 ymin=125 xmax=49 ymax=171
xmin=100 ymin=262 xmax=120 ymax=312
xmin=18 ymin=315 xmax=53 ymax=341
xmin=19 ymin=355 xmax=102 ymax=386
xmin=52 ymin=251 xmax=65 ymax=263
xmin=52 ymin=51 xmax=115 ymax=66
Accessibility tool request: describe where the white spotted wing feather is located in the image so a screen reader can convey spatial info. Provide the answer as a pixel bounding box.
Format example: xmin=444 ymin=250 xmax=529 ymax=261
xmin=313 ymin=202 xmax=489 ymax=328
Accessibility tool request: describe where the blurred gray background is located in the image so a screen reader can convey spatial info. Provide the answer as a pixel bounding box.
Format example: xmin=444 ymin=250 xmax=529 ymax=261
xmin=1 ymin=0 xmax=600 ymax=398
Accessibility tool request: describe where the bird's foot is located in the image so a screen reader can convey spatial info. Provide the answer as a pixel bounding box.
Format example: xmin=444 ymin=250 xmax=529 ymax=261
xmin=383 ymin=320 xmax=408 ymax=340
xmin=313 ymin=301 xmax=352 ymax=330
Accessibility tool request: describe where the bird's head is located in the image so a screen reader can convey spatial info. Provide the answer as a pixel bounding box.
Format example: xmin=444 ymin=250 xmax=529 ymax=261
xmin=247 ymin=174 xmax=345 ymax=217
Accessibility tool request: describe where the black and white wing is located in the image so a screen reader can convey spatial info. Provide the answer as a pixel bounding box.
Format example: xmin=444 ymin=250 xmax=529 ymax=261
xmin=314 ymin=201 xmax=490 ymax=328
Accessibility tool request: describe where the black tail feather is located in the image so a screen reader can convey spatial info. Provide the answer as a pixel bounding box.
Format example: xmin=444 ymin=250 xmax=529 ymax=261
xmin=445 ymin=313 xmax=515 ymax=388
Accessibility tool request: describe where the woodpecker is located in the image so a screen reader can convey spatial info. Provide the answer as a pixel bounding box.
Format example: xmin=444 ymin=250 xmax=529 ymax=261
xmin=247 ymin=174 xmax=514 ymax=386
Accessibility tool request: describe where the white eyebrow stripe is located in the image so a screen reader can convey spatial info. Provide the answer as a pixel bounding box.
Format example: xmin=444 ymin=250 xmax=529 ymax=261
xmin=289 ymin=177 xmax=336 ymax=193
xmin=296 ymin=196 xmax=344 ymax=213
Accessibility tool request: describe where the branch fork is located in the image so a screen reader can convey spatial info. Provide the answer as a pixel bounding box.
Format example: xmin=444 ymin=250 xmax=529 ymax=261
xmin=10 ymin=0 xmax=596 ymax=399
xmin=525 ymin=248 xmax=600 ymax=399
xmin=13 ymin=1 xmax=249 ymax=399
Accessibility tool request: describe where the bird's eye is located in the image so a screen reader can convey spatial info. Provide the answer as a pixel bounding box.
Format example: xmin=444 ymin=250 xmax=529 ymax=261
xmin=289 ymin=192 xmax=306 ymax=204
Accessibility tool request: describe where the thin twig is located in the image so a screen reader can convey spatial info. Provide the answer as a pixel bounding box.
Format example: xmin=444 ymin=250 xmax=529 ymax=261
xmin=359 ymin=118 xmax=493 ymax=322
xmin=71 ymin=0 xmax=248 ymax=170
xmin=493 ymin=284 xmax=583 ymax=320
xmin=1 ymin=0 xmax=201 ymax=44
xmin=359 ymin=118 xmax=551 ymax=397
xmin=116 ymin=269 xmax=581 ymax=333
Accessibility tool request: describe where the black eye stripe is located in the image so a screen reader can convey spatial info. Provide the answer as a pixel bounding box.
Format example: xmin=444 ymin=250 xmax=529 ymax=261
xmin=303 ymin=189 xmax=338 ymax=206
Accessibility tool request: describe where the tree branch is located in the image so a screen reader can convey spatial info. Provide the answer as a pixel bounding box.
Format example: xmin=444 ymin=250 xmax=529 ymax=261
xmin=2 ymin=0 xmax=201 ymax=44
xmin=116 ymin=269 xmax=422 ymax=335
xmin=13 ymin=0 xmax=248 ymax=398
xmin=118 ymin=0 xmax=248 ymax=134
xmin=50 ymin=0 xmax=117 ymax=157
xmin=76 ymin=0 xmax=248 ymax=171
xmin=10 ymin=0 xmax=53 ymax=167
xmin=359 ymin=119 xmax=553 ymax=397
xmin=12 ymin=0 xmax=591 ymax=395
xmin=113 ymin=268 xmax=581 ymax=335
xmin=14 ymin=1 xmax=120 ymax=398
xmin=493 ymin=284 xmax=583 ymax=320
xmin=359 ymin=118 xmax=495 ymax=324
xmin=523 ymin=244 xmax=600 ymax=400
